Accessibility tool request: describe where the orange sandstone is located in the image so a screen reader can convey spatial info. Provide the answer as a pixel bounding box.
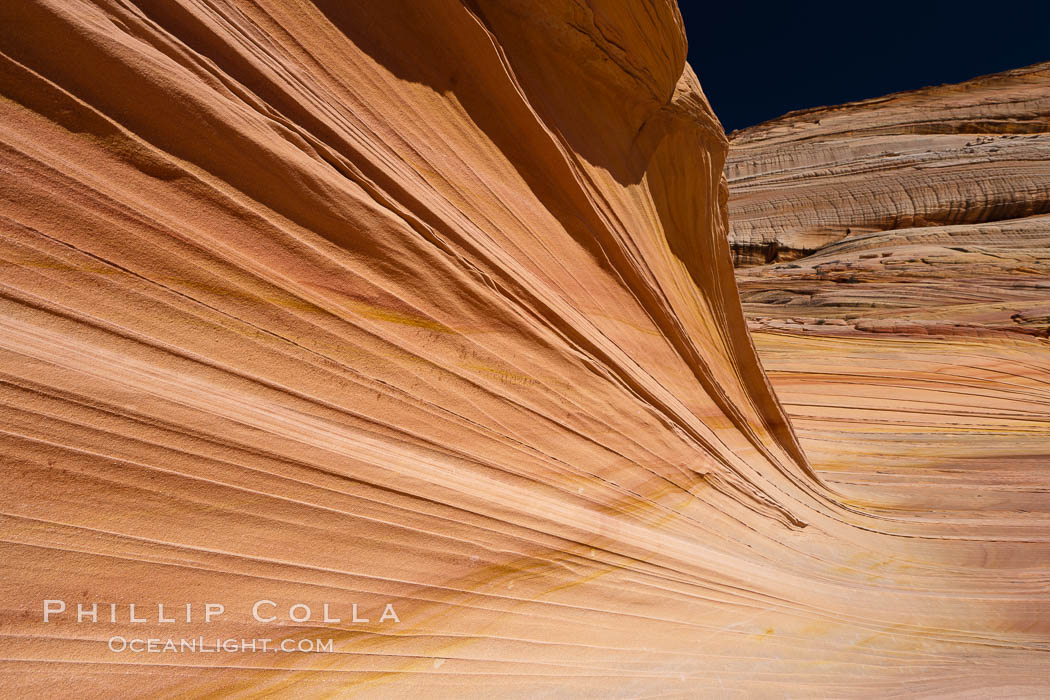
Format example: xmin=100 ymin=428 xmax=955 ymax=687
xmin=0 ymin=2 xmax=1046 ymax=698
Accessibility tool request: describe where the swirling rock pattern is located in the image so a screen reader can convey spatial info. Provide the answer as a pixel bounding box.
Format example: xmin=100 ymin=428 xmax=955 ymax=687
xmin=728 ymin=62 xmax=1050 ymax=266
xmin=0 ymin=1 xmax=1048 ymax=697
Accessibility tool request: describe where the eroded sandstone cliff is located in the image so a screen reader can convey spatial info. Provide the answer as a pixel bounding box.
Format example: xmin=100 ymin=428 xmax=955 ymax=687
xmin=729 ymin=63 xmax=1050 ymax=344
xmin=0 ymin=1 xmax=1047 ymax=697
xmin=728 ymin=62 xmax=1050 ymax=266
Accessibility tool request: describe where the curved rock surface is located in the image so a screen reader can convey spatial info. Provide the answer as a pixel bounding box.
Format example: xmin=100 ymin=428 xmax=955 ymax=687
xmin=0 ymin=1 xmax=1048 ymax=697
xmin=728 ymin=57 xmax=1050 ymax=697
xmin=727 ymin=62 xmax=1050 ymax=265
xmin=753 ymin=329 xmax=1050 ymax=555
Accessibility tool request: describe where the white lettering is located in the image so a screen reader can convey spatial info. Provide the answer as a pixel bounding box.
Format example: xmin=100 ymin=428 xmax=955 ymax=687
xmin=205 ymin=603 xmax=224 ymax=623
xmin=43 ymin=600 xmax=65 ymax=622
xmin=288 ymin=604 xmax=311 ymax=623
xmin=252 ymin=600 xmax=277 ymax=623
xmin=379 ymin=604 xmax=400 ymax=623
xmin=323 ymin=603 xmax=341 ymax=623
xmin=77 ymin=603 xmax=97 ymax=623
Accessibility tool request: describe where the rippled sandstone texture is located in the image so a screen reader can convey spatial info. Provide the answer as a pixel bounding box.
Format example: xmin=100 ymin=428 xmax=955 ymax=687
xmin=728 ymin=62 xmax=1050 ymax=267
xmin=0 ymin=2 xmax=1048 ymax=698
xmin=738 ymin=213 xmax=1050 ymax=338
xmin=727 ymin=61 xmax=1050 ymax=698
xmin=730 ymin=63 xmax=1050 ymax=342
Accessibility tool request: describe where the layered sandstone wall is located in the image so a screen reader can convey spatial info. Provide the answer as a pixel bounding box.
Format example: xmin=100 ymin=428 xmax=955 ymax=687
xmin=729 ymin=63 xmax=1050 ymax=344
xmin=0 ymin=2 xmax=1048 ymax=697
xmin=727 ymin=62 xmax=1050 ymax=266
xmin=726 ymin=60 xmax=1050 ymax=698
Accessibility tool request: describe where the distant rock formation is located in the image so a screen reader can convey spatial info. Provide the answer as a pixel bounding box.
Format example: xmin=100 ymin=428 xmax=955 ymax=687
xmin=739 ymin=214 xmax=1050 ymax=338
xmin=1 ymin=2 xmax=1048 ymax=697
xmin=729 ymin=63 xmax=1050 ymax=342
xmin=727 ymin=62 xmax=1050 ymax=266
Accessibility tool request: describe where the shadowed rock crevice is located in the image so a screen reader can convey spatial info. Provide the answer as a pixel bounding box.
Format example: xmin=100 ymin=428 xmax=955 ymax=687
xmin=731 ymin=240 xmax=820 ymax=267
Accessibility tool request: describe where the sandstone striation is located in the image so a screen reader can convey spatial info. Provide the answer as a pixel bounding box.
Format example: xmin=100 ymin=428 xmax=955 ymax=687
xmin=739 ymin=214 xmax=1050 ymax=337
xmin=727 ymin=62 xmax=1050 ymax=266
xmin=727 ymin=59 xmax=1050 ymax=697
xmin=729 ymin=63 xmax=1050 ymax=344
xmin=0 ymin=1 xmax=1048 ymax=697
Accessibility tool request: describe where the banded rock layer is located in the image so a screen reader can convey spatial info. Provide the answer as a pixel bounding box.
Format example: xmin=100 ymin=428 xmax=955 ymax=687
xmin=729 ymin=63 xmax=1050 ymax=342
xmin=738 ymin=214 xmax=1050 ymax=338
xmin=0 ymin=1 xmax=1048 ymax=698
xmin=727 ymin=62 xmax=1050 ymax=266
xmin=727 ymin=59 xmax=1050 ymax=699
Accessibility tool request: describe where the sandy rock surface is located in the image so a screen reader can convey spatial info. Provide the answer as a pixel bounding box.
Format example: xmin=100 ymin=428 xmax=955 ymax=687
xmin=0 ymin=1 xmax=1047 ymax=697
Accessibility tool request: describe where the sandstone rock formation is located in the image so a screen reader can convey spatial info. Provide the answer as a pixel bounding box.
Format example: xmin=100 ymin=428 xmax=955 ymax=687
xmin=729 ymin=62 xmax=1050 ymax=345
xmin=738 ymin=214 xmax=1050 ymax=337
xmin=0 ymin=1 xmax=1048 ymax=697
xmin=727 ymin=60 xmax=1050 ymax=698
xmin=727 ymin=62 xmax=1050 ymax=266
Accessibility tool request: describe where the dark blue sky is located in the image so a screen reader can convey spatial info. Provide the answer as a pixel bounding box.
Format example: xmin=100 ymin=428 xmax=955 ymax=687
xmin=680 ymin=0 xmax=1050 ymax=133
